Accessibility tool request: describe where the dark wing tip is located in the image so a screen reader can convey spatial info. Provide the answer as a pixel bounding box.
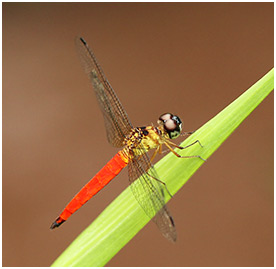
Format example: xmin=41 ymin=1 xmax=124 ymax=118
xmin=79 ymin=37 xmax=86 ymax=45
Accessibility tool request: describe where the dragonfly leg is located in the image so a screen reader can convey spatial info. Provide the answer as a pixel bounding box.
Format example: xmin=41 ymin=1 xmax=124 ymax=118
xmin=167 ymin=139 xmax=204 ymax=150
xmin=150 ymin=146 xmax=160 ymax=163
xmin=146 ymin=172 xmax=173 ymax=198
xmin=158 ymin=141 xmax=199 ymax=155
xmin=157 ymin=144 xmax=173 ymax=155
xmin=180 ymin=131 xmax=194 ymax=136
xmin=158 ymin=144 xmax=163 ymax=154
xmin=164 ymin=141 xmax=206 ymax=161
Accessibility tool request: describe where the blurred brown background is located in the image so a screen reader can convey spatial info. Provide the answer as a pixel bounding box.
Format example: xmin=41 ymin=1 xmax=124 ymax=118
xmin=3 ymin=2 xmax=273 ymax=267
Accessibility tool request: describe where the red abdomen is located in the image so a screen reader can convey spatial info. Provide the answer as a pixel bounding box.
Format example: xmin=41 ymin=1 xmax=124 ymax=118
xmin=50 ymin=151 xmax=128 ymax=229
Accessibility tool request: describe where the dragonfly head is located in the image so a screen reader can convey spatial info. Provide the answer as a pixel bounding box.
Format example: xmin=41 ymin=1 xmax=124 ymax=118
xmin=158 ymin=113 xmax=182 ymax=139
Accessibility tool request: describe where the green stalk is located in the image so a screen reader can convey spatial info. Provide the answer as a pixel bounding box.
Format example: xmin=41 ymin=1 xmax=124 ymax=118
xmin=52 ymin=68 xmax=274 ymax=267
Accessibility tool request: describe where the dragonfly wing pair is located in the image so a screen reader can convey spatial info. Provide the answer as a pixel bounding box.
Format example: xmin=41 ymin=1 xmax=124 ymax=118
xmin=75 ymin=37 xmax=177 ymax=242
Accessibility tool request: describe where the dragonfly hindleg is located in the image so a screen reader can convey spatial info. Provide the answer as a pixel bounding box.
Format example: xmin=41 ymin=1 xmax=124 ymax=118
xmin=146 ymin=171 xmax=173 ymax=198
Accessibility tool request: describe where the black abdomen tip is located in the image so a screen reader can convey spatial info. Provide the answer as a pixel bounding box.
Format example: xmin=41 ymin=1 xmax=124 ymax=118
xmin=50 ymin=217 xmax=66 ymax=230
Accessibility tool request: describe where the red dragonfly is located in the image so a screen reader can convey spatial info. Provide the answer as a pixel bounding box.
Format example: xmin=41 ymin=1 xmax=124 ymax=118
xmin=50 ymin=37 xmax=204 ymax=242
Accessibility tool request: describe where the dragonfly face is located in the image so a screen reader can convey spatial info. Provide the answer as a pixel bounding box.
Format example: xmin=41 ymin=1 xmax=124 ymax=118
xmin=158 ymin=113 xmax=182 ymax=139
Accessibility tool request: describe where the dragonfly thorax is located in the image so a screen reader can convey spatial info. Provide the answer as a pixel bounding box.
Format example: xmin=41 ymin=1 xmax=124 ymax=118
xmin=122 ymin=126 xmax=164 ymax=157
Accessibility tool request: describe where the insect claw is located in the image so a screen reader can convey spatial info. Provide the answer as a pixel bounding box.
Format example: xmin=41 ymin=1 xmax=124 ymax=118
xmin=197 ymin=140 xmax=204 ymax=148
xmin=197 ymin=155 xmax=206 ymax=161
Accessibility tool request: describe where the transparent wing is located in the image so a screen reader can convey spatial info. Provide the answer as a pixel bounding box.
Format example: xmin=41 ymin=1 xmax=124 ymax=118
xmin=128 ymin=149 xmax=177 ymax=242
xmin=75 ymin=37 xmax=133 ymax=147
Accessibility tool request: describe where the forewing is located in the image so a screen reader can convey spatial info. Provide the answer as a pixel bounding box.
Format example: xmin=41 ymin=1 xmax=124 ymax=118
xmin=75 ymin=37 xmax=133 ymax=147
xmin=128 ymin=150 xmax=177 ymax=242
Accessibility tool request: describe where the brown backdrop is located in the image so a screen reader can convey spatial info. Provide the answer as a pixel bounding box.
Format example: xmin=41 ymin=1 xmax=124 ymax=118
xmin=3 ymin=3 xmax=273 ymax=267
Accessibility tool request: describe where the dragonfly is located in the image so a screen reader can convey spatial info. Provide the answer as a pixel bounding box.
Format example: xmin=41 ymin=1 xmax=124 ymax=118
xmin=50 ymin=37 xmax=204 ymax=242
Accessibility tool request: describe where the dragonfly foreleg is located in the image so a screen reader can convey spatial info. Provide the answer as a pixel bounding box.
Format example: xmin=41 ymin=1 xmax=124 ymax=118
xmin=167 ymin=139 xmax=204 ymax=150
xmin=180 ymin=131 xmax=194 ymax=136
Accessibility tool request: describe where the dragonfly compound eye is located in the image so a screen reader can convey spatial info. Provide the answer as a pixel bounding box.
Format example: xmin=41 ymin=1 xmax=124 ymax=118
xmin=159 ymin=113 xmax=182 ymax=139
